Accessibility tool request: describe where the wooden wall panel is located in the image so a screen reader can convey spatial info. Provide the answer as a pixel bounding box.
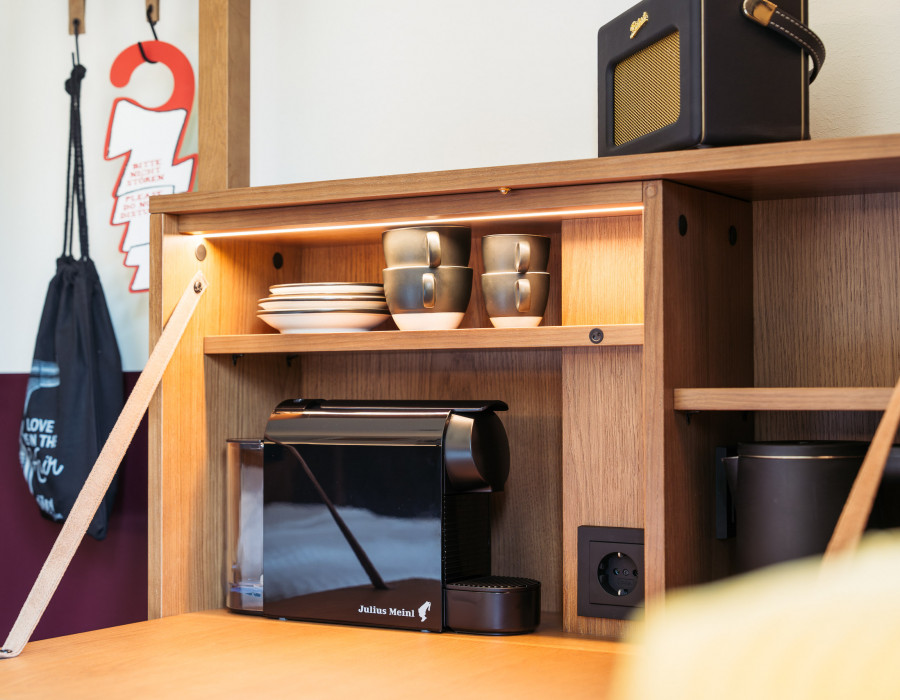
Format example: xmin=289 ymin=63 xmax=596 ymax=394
xmin=298 ymin=350 xmax=564 ymax=613
xmin=562 ymin=216 xmax=643 ymax=326
xmin=754 ymin=193 xmax=900 ymax=440
xmin=150 ymin=226 xmax=305 ymax=618
xmin=297 ymin=242 xmax=386 ymax=286
xmin=205 ymin=239 xmax=309 ymax=334
xmin=198 ymin=0 xmax=250 ymax=190
xmin=643 ymin=182 xmax=754 ymax=602
xmin=150 ymin=219 xmax=209 ymax=618
xmin=561 ymin=346 xmax=643 ymax=638
xmin=560 ymin=214 xmax=645 ymax=636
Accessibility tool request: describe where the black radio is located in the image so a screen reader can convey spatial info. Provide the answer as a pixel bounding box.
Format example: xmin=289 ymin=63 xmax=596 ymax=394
xmin=597 ymin=0 xmax=825 ymax=156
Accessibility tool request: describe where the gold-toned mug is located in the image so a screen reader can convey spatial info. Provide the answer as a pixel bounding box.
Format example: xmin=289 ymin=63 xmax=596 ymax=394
xmin=481 ymin=234 xmax=551 ymax=274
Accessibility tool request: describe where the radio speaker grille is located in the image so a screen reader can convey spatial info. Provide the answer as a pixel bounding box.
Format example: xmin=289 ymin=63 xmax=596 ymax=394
xmin=613 ymin=31 xmax=681 ymax=146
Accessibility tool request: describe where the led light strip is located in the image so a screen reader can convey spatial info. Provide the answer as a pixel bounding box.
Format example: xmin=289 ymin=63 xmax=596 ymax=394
xmin=189 ymin=204 xmax=645 ymax=239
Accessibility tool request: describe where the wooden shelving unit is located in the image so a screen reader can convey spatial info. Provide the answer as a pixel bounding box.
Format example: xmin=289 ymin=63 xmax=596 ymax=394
xmin=148 ymin=134 xmax=900 ymax=651
xmin=674 ymin=387 xmax=895 ymax=412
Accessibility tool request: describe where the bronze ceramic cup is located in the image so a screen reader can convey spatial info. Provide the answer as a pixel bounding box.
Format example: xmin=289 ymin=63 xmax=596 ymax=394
xmin=383 ymin=265 xmax=473 ymax=330
xmin=383 ymin=225 xmax=472 ymax=269
xmin=481 ymin=271 xmax=550 ymax=328
xmin=481 ymin=234 xmax=551 ymax=274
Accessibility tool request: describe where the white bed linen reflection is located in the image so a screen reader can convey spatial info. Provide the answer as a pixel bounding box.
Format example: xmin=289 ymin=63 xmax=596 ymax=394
xmin=263 ymin=502 xmax=441 ymax=600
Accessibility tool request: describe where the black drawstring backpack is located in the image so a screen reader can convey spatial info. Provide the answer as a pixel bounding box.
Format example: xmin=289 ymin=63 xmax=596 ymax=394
xmin=18 ymin=59 xmax=124 ymax=541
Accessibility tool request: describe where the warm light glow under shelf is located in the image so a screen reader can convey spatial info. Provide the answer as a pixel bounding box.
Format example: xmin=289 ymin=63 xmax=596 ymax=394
xmin=188 ymin=204 xmax=645 ymax=239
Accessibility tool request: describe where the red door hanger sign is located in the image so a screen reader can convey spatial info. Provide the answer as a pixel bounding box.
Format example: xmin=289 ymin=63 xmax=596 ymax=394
xmin=104 ymin=41 xmax=198 ymax=292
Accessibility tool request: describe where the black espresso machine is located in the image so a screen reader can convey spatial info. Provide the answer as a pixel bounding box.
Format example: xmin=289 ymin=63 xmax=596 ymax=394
xmin=226 ymin=399 xmax=540 ymax=634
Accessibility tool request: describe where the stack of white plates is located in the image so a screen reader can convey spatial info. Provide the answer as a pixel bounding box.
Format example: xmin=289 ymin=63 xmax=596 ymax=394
xmin=258 ymin=283 xmax=389 ymax=333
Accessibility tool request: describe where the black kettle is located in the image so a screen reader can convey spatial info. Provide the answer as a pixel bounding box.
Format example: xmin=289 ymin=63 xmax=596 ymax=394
xmin=720 ymin=441 xmax=867 ymax=573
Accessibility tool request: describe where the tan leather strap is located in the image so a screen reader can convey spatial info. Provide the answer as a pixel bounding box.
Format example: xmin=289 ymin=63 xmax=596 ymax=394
xmin=0 ymin=271 xmax=208 ymax=659
xmin=824 ymin=374 xmax=900 ymax=564
xmin=743 ymin=0 xmax=827 ymax=83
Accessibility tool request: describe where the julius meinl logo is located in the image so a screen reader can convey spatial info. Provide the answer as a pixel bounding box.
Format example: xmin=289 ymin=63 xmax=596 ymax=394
xmin=358 ymin=601 xmax=432 ymax=622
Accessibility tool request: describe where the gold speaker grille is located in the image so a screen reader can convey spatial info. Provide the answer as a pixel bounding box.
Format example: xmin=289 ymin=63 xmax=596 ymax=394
xmin=613 ymin=31 xmax=681 ymax=146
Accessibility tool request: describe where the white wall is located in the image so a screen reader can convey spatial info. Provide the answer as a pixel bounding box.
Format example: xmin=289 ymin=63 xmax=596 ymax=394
xmin=250 ymin=0 xmax=620 ymax=184
xmin=2 ymin=1 xmax=898 ymax=373
xmin=0 ymin=1 xmax=198 ymax=373
xmin=249 ymin=0 xmax=900 ymax=186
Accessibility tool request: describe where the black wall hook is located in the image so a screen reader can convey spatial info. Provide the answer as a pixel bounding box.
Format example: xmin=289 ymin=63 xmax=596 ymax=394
xmin=146 ymin=4 xmax=159 ymax=40
xmin=72 ymin=18 xmax=81 ymax=66
xmin=138 ymin=3 xmax=160 ymax=65
xmin=137 ymin=42 xmax=157 ymax=64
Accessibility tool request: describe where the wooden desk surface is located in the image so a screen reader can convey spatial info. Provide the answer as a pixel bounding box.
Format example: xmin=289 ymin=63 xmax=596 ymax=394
xmin=0 ymin=610 xmax=631 ymax=699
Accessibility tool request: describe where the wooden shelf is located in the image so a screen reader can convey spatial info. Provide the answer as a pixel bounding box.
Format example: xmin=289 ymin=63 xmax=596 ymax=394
xmin=150 ymin=134 xmax=900 ymax=217
xmin=204 ymin=324 xmax=643 ymax=355
xmin=0 ymin=610 xmax=630 ymax=699
xmin=674 ymin=387 xmax=895 ymax=412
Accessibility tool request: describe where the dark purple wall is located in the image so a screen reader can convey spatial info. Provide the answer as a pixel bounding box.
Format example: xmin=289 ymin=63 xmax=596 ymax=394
xmin=0 ymin=372 xmax=148 ymax=641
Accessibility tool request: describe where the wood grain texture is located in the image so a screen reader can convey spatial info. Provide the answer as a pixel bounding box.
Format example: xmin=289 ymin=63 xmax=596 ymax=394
xmin=68 ymin=0 xmax=84 ymax=33
xmin=149 ymin=229 xmax=306 ymax=618
xmin=562 ymin=216 xmax=643 ymax=325
xmin=203 ymin=325 xmax=644 ymax=354
xmin=151 ymin=134 xmax=900 ymax=215
xmin=145 ymin=0 xmax=159 ymax=24
xmin=754 ymin=193 xmax=900 ymax=441
xmin=559 ymin=214 xmax=644 ymax=635
xmin=0 ymin=610 xmax=630 ymax=699
xmin=147 ymin=214 xmax=168 ymax=616
xmin=642 ymin=182 xmax=755 ymax=600
xmin=297 ymin=350 xmax=564 ymax=614
xmin=198 ymin=0 xmax=250 ymax=190
xmin=149 ymin=230 xmax=211 ymax=618
xmin=825 ymin=374 xmax=900 ymax=560
xmin=641 ymin=184 xmax=666 ymax=604
xmin=174 ymin=182 xmax=643 ymax=236
xmin=674 ymin=387 xmax=896 ymax=411
xmin=562 ymin=346 xmax=643 ymax=638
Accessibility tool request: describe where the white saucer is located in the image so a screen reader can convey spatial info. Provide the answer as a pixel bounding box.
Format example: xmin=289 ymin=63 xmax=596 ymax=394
xmin=269 ymin=282 xmax=384 ymax=296
xmin=258 ymin=309 xmax=390 ymax=333
xmin=489 ymin=316 xmax=543 ymax=328
xmin=259 ymin=296 xmax=387 ymax=311
xmin=391 ymin=312 xmax=465 ymax=331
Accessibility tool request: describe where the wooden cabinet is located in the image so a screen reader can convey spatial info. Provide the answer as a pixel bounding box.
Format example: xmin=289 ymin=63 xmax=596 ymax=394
xmin=148 ymin=134 xmax=900 ymax=642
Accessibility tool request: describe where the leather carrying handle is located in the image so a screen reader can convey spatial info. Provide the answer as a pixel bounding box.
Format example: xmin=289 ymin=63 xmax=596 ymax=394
xmin=0 ymin=271 xmax=208 ymax=660
xmin=743 ymin=0 xmax=826 ymax=83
